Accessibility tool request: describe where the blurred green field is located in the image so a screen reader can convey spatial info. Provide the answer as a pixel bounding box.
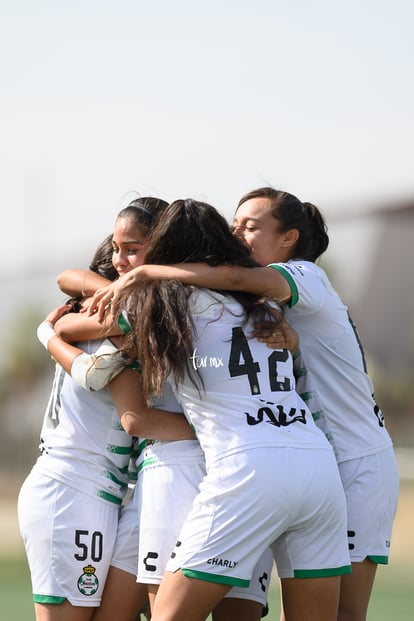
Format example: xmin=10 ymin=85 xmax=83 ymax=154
xmin=2 ymin=479 xmax=413 ymax=620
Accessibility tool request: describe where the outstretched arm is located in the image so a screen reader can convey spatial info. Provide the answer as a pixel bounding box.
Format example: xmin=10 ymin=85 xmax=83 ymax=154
xmin=108 ymin=369 xmax=196 ymax=441
xmin=88 ymin=263 xmax=292 ymax=321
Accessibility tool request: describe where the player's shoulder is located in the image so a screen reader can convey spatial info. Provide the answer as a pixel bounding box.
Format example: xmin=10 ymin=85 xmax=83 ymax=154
xmin=189 ymin=288 xmax=236 ymax=317
xmin=268 ymin=259 xmax=318 ymax=279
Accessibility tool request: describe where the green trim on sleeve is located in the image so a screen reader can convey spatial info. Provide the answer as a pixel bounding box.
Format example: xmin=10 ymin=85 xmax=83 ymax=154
xmin=126 ymin=360 xmax=142 ymax=373
xmin=96 ymin=489 xmax=122 ymax=505
xmin=137 ymin=455 xmax=160 ymax=473
xmin=137 ymin=438 xmax=149 ymax=454
xmin=267 ymin=264 xmax=299 ymax=307
xmin=106 ymin=444 xmax=132 ymax=456
xmin=103 ymin=469 xmax=128 ymax=488
xmin=117 ymin=311 xmax=131 ymax=334
xmin=116 ymin=311 xmax=142 ymax=372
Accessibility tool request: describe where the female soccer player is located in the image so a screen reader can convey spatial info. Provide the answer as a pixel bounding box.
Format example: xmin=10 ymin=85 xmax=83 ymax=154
xmin=102 ymin=198 xmax=351 ymax=621
xmin=90 ymin=188 xmax=399 ymax=621
xmin=55 ymin=197 xmax=274 ymax=621
xmin=17 ymin=198 xmax=188 ymax=621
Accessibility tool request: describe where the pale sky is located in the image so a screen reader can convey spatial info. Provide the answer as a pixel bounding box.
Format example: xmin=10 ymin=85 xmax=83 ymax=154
xmin=1 ymin=0 xmax=413 ymax=278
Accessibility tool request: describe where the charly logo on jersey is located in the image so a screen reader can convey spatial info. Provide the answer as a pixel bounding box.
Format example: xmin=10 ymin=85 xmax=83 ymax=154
xmin=77 ymin=564 xmax=99 ymax=596
xmin=190 ymin=348 xmax=224 ymax=371
xmin=207 ymin=556 xmax=238 ymax=569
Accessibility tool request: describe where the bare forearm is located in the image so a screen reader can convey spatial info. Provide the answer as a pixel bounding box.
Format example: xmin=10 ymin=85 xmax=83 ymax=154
xmin=136 ymin=263 xmax=291 ymax=300
xmin=57 ymin=269 xmax=110 ymax=297
xmin=120 ymin=408 xmax=195 ymax=440
xmin=99 ymin=262 xmax=254 ymax=290
xmin=137 ymin=263 xmax=248 ymax=289
xmin=88 ymin=262 xmax=292 ymax=321
xmin=108 ymin=369 xmax=195 ymax=441
xmin=54 ymin=309 xmax=122 ymax=342
xmin=47 ymin=334 xmax=84 ymax=375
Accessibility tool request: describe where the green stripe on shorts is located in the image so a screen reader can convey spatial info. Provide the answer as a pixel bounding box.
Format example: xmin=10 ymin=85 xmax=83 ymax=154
xmin=368 ymin=555 xmax=388 ymax=564
xmin=33 ymin=594 xmax=67 ymax=604
xmin=293 ymin=564 xmax=352 ymax=578
xmin=181 ymin=567 xmax=249 ymax=587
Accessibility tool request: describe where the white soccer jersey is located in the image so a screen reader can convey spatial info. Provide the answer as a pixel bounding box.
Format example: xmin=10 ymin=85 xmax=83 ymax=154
xmin=134 ymin=382 xmax=204 ymax=471
xmin=163 ymin=289 xmax=350 ymax=584
xmin=172 ymin=289 xmax=332 ymax=470
xmin=269 ymin=260 xmax=393 ymax=462
xmin=36 ymin=338 xmax=133 ymax=505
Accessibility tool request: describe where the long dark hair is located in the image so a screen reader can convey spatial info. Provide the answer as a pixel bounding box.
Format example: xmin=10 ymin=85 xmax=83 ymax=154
xmin=237 ymin=187 xmax=329 ymax=262
xmin=117 ymin=198 xmax=280 ymax=397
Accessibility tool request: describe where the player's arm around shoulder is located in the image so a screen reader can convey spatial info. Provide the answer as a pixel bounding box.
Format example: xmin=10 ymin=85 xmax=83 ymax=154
xmin=54 ymin=304 xmax=123 ymax=342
